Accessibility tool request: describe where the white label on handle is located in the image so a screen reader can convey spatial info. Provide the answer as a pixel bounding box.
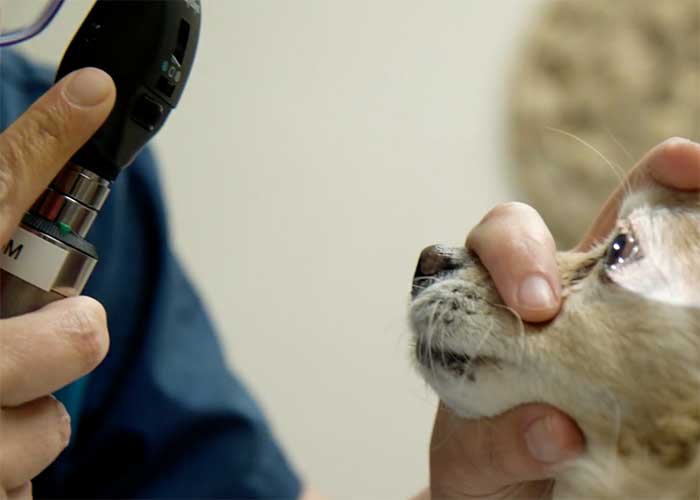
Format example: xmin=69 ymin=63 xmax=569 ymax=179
xmin=0 ymin=227 xmax=70 ymax=292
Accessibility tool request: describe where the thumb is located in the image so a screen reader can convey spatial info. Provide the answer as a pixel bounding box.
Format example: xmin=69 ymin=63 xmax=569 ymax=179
xmin=0 ymin=67 xmax=115 ymax=244
xmin=430 ymin=403 xmax=583 ymax=498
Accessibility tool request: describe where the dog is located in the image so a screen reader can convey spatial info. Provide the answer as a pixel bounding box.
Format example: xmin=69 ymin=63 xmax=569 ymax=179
xmin=409 ymin=185 xmax=700 ymax=499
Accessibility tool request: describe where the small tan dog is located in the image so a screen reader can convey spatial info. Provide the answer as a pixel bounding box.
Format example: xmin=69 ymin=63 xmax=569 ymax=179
xmin=409 ymin=186 xmax=700 ymax=499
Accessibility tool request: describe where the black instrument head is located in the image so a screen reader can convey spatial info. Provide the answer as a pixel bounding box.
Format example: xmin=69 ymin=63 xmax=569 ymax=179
xmin=56 ymin=0 xmax=201 ymax=180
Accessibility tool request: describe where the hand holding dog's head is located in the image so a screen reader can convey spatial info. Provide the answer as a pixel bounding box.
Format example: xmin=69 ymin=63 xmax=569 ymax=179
xmin=414 ymin=138 xmax=700 ymax=499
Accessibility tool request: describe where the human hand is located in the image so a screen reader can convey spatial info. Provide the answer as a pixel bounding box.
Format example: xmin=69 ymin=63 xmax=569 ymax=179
xmin=0 ymin=67 xmax=115 ymax=499
xmin=425 ymin=137 xmax=700 ymax=500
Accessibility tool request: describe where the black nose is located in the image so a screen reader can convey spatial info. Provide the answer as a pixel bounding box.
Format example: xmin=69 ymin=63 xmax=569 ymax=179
xmin=413 ymin=245 xmax=465 ymax=280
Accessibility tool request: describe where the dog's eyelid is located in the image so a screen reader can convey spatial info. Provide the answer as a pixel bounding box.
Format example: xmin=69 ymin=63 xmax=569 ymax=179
xmin=616 ymin=218 xmax=634 ymax=234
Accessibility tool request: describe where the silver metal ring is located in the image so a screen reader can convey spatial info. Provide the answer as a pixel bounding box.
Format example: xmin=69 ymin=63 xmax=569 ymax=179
xmin=32 ymin=188 xmax=98 ymax=238
xmin=51 ymin=163 xmax=111 ymax=210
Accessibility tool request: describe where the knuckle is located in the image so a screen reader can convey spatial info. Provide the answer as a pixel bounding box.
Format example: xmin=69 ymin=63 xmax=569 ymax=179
xmin=0 ymin=129 xmax=27 ymax=171
xmin=23 ymin=103 xmax=70 ymax=155
xmin=659 ymin=136 xmax=690 ymax=150
xmin=470 ymin=203 xmax=533 ymax=245
xmin=653 ymin=136 xmax=693 ymax=163
xmin=482 ymin=202 xmax=535 ymax=224
xmin=0 ymin=141 xmax=23 ymax=210
xmin=470 ymin=202 xmax=554 ymax=258
xmin=57 ymin=298 xmax=109 ymax=370
xmin=0 ymin=101 xmax=71 ymax=215
xmin=648 ymin=137 xmax=692 ymax=165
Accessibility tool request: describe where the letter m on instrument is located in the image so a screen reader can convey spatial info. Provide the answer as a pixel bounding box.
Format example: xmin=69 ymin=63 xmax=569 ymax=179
xmin=2 ymin=240 xmax=23 ymax=260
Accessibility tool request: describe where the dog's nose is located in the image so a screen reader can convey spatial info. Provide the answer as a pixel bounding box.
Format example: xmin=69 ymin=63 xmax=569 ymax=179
xmin=413 ymin=244 xmax=465 ymax=280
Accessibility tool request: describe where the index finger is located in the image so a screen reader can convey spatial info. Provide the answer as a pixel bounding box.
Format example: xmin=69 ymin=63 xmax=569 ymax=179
xmin=0 ymin=67 xmax=115 ymax=245
xmin=0 ymin=296 xmax=109 ymax=407
xmin=467 ymin=202 xmax=561 ymax=323
xmin=578 ymin=137 xmax=700 ymax=250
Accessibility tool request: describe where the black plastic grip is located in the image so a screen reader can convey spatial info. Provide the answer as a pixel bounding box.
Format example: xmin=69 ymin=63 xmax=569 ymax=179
xmin=55 ymin=0 xmax=201 ymax=181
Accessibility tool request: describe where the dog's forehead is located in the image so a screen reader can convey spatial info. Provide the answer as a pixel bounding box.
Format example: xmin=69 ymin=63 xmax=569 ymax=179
xmin=619 ymin=187 xmax=700 ymax=249
xmin=620 ymin=186 xmax=700 ymax=218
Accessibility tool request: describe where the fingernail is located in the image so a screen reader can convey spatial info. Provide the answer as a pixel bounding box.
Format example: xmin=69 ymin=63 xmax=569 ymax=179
xmin=677 ymin=137 xmax=700 ymax=147
xmin=671 ymin=136 xmax=692 ymax=143
xmin=525 ymin=416 xmax=568 ymax=463
xmin=63 ymin=68 xmax=113 ymax=107
xmin=518 ymin=274 xmax=557 ymax=311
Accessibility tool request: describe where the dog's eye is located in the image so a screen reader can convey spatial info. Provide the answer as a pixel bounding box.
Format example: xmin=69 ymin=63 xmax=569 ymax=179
xmin=605 ymin=232 xmax=640 ymax=271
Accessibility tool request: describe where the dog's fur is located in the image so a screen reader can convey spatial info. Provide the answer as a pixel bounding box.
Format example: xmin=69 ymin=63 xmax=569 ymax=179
xmin=409 ymin=186 xmax=700 ymax=499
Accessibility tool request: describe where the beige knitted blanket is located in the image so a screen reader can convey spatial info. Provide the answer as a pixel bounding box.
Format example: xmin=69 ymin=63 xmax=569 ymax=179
xmin=510 ymin=0 xmax=699 ymax=247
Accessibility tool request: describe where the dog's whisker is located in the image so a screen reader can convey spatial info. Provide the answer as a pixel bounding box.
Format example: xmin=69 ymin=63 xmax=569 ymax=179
xmin=603 ymin=125 xmax=635 ymax=160
xmin=491 ymin=302 xmax=526 ymax=368
xmin=546 ymin=126 xmax=631 ymax=197
xmin=603 ymin=124 xmax=636 ymax=199
xmin=424 ymin=299 xmax=443 ymax=380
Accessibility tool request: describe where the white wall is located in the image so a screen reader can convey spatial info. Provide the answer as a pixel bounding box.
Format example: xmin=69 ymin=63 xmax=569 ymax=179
xmin=16 ymin=1 xmax=540 ymax=498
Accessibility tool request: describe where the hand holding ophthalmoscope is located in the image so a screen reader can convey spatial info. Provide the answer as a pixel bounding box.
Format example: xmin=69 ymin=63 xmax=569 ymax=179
xmin=0 ymin=0 xmax=201 ymax=319
xmin=0 ymin=68 xmax=113 ymax=499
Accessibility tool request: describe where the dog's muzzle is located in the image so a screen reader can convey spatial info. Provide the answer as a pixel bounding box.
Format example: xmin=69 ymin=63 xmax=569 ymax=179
xmin=412 ymin=244 xmax=470 ymax=298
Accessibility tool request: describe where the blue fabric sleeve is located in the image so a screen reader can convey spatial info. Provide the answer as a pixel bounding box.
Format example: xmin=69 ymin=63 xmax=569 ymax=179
xmin=1 ymin=49 xmax=302 ymax=499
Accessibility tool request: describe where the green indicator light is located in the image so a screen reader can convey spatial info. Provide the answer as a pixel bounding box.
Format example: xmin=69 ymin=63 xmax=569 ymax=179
xmin=161 ymin=60 xmax=169 ymax=72
xmin=58 ymin=222 xmax=72 ymax=235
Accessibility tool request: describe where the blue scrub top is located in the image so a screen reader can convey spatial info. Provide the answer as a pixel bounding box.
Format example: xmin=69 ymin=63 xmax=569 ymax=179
xmin=0 ymin=50 xmax=302 ymax=499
